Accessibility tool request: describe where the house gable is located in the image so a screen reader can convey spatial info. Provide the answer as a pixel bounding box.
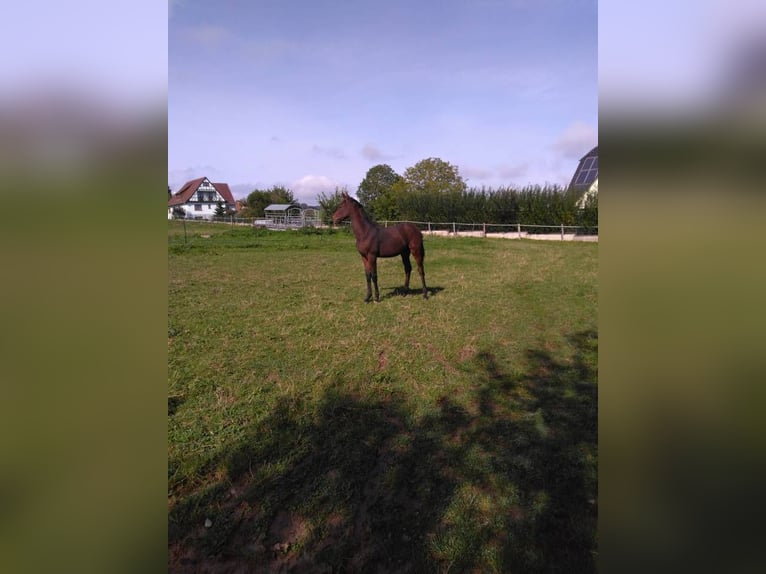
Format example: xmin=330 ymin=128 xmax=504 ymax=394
xmin=169 ymin=178 xmax=235 ymax=207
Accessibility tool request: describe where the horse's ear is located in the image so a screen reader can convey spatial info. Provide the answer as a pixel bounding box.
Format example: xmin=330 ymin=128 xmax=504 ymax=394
xmin=341 ymin=192 xmax=348 ymax=199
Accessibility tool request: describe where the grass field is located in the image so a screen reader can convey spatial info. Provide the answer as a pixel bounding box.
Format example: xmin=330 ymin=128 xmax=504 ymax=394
xmin=168 ymin=221 xmax=598 ymax=573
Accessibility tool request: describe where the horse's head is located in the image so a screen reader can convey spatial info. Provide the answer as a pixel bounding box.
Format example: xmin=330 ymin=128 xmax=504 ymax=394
xmin=332 ymin=192 xmax=354 ymax=224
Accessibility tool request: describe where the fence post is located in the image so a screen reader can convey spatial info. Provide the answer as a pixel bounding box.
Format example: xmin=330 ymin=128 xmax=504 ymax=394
xmin=560 ymin=223 xmax=564 ymax=241
xmin=428 ymin=222 xmax=431 ymax=234
xmin=452 ymin=222 xmax=456 ymax=235
xmin=517 ymin=223 xmax=521 ymax=239
xmin=483 ymin=223 xmax=486 ymax=237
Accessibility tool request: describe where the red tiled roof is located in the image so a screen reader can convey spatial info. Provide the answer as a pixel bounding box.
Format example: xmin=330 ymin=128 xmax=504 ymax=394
xmin=168 ymin=177 xmax=204 ymax=206
xmin=168 ymin=177 xmax=235 ymax=207
xmin=213 ymin=183 xmax=235 ymax=205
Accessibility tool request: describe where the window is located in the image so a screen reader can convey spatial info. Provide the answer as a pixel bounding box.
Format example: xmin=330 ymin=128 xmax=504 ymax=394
xmin=195 ymin=204 xmax=202 ymax=211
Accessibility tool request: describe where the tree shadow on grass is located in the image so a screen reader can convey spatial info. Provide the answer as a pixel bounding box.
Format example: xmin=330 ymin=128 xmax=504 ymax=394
xmin=168 ymin=395 xmax=184 ymax=416
xmin=169 ymin=330 xmax=597 ymax=573
xmin=470 ymin=331 xmax=598 ymax=570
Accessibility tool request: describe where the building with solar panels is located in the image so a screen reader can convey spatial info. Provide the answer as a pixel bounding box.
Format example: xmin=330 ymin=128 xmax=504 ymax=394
xmin=569 ymin=146 xmax=598 ymax=208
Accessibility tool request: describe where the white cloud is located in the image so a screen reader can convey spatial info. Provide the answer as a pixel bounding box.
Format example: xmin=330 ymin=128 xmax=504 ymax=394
xmin=290 ymin=174 xmax=339 ymax=203
xmin=551 ymin=121 xmax=597 ymax=160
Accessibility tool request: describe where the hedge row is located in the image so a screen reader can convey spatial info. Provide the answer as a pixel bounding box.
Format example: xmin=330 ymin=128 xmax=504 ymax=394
xmin=379 ymin=185 xmax=597 ymax=230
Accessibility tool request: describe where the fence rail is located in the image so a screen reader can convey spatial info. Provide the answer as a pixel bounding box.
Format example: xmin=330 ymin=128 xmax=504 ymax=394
xmin=380 ymin=220 xmax=597 ymax=241
xmin=170 ymin=216 xmax=598 ymax=241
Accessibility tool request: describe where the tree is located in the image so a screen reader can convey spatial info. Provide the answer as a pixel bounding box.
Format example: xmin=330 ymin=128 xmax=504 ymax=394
xmin=239 ymin=185 xmax=297 ymax=218
xmin=214 ymin=201 xmax=226 ymax=218
xmin=576 ymin=186 xmax=598 ymax=232
xmin=357 ymin=164 xmax=402 ymax=221
xmin=402 ymin=157 xmax=467 ymax=195
xmin=317 ymin=186 xmax=348 ymax=225
xmin=268 ymin=185 xmax=296 ymax=205
xmin=240 ymin=191 xmax=271 ymax=219
xmin=372 ymin=178 xmax=406 ymax=221
xmin=394 ymin=158 xmax=468 ymax=221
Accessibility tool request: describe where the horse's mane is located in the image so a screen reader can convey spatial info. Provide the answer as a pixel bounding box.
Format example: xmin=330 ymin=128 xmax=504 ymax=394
xmin=347 ymin=195 xmax=375 ymax=224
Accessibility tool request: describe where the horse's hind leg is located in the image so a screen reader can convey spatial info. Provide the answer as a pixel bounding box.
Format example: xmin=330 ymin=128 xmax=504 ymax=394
xmin=413 ymin=243 xmax=428 ymax=299
xmin=400 ymin=251 xmax=412 ymax=294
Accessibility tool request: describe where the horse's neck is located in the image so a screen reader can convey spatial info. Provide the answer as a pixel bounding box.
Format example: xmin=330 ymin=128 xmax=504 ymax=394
xmin=350 ymin=207 xmax=376 ymax=237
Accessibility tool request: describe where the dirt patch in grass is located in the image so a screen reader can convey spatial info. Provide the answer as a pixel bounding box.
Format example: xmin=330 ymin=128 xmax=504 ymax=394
xmin=458 ymin=344 xmax=477 ymax=362
xmin=268 ymin=510 xmax=310 ymax=550
xmin=376 ymin=349 xmax=389 ymax=372
xmin=425 ymin=342 xmax=459 ymax=375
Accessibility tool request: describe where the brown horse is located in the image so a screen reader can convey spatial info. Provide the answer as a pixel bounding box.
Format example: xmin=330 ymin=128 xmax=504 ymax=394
xmin=332 ymin=192 xmax=428 ymax=302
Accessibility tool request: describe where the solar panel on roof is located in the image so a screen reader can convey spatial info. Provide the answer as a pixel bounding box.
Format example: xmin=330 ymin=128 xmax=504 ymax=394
xmin=569 ymin=147 xmax=598 ymax=191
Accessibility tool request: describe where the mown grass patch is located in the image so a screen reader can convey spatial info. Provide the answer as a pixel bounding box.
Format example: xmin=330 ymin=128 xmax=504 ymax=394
xmin=168 ymin=221 xmax=597 ymax=572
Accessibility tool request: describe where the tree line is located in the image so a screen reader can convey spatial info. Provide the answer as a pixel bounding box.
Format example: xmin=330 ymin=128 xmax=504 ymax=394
xmin=318 ymin=158 xmax=597 ymax=230
xmin=235 ymin=157 xmax=597 ymax=229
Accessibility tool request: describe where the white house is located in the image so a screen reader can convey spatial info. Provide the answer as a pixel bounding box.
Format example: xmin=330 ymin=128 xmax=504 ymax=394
xmin=576 ymin=178 xmax=598 ymax=209
xmin=168 ymin=177 xmax=236 ymax=220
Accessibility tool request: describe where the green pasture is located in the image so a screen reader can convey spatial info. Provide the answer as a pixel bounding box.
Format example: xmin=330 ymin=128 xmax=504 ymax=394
xmin=168 ymin=221 xmax=598 ymax=572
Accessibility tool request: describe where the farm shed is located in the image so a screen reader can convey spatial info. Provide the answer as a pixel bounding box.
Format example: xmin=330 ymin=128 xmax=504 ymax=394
xmin=300 ymin=206 xmax=320 ymax=226
xmin=264 ymin=204 xmax=304 ymax=227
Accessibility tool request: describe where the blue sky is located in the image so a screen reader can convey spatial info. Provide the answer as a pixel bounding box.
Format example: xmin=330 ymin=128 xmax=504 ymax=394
xmin=169 ymin=0 xmax=597 ymax=203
